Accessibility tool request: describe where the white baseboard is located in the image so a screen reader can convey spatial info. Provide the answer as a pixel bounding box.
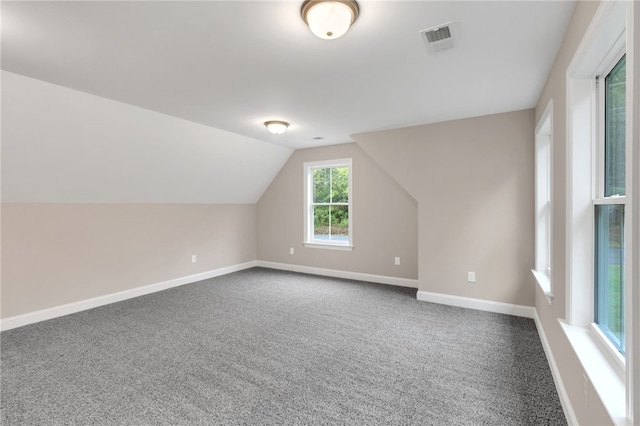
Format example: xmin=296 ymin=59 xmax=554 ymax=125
xmin=533 ymin=312 xmax=578 ymax=426
xmin=416 ymin=290 xmax=535 ymax=318
xmin=256 ymin=261 xmax=419 ymax=289
xmin=0 ymin=261 xmax=257 ymax=332
xmin=2 ymin=260 xmax=575 ymax=426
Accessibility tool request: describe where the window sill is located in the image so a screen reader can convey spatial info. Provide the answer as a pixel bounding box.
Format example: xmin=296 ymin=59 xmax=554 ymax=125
xmin=303 ymin=242 xmax=354 ymax=251
xmin=531 ymin=269 xmax=553 ymax=304
xmin=559 ymin=319 xmax=627 ymax=425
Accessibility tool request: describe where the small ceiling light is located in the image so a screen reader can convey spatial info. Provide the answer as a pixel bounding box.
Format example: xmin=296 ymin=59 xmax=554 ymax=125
xmin=301 ymin=0 xmax=359 ymax=40
xmin=264 ymin=120 xmax=289 ymax=135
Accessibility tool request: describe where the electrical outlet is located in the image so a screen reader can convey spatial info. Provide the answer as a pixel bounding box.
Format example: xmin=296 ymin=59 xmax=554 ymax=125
xmin=467 ymin=271 xmax=476 ymax=282
xmin=290 ymin=247 xmax=295 ymax=255
xmin=394 ymin=257 xmax=400 ymax=265
xmin=191 ymin=255 xmax=197 ymax=263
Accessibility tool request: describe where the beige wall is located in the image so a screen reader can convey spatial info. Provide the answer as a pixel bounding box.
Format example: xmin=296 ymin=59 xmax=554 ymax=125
xmin=1 ymin=203 xmax=257 ymax=318
xmin=533 ymin=1 xmax=612 ymax=424
xmin=257 ymin=143 xmax=418 ymax=280
xmin=353 ymin=109 xmax=535 ymax=307
xmin=0 ymin=70 xmax=285 ymax=321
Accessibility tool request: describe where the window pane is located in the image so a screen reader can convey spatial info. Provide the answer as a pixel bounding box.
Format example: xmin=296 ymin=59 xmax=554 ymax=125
xmin=313 ymin=205 xmax=349 ymax=242
xmin=313 ymin=168 xmax=330 ymax=203
xmin=594 ymin=204 xmax=625 ymax=353
xmin=604 ymin=55 xmax=626 ymax=196
xmin=539 ymin=202 xmax=551 ymax=271
xmin=313 ymin=205 xmax=330 ymax=239
xmin=330 ymin=205 xmax=349 ymax=241
xmin=331 ymin=167 xmax=349 ymax=203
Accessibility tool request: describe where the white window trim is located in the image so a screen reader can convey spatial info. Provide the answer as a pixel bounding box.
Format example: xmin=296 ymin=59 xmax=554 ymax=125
xmin=565 ymin=0 xmax=637 ymax=423
xmin=303 ymin=158 xmax=354 ymax=251
xmin=533 ymin=99 xmax=554 ymax=303
xmin=625 ymin=3 xmax=639 ymax=421
xmin=302 ymin=241 xmax=353 ymax=251
xmin=559 ymin=320 xmax=626 ymax=424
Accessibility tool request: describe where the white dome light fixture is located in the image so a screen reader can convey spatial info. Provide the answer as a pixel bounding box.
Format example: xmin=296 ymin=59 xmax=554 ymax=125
xmin=264 ymin=120 xmax=289 ymax=135
xmin=301 ymin=0 xmax=359 ymax=40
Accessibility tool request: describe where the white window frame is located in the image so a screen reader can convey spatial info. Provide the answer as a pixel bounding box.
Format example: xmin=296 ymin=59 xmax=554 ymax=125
xmin=303 ymin=158 xmax=353 ymax=251
xmin=564 ymin=1 xmax=638 ymax=423
xmin=533 ymin=99 xmax=553 ymax=302
xmin=567 ymin=19 xmax=627 ymax=369
xmin=593 ymin=52 xmax=627 ymax=356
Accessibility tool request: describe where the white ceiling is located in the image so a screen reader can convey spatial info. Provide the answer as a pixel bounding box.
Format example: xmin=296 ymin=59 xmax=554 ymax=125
xmin=1 ymin=1 xmax=576 ymax=151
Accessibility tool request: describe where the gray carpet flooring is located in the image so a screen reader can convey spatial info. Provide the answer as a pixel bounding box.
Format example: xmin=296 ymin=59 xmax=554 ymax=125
xmin=1 ymin=267 xmax=567 ymax=425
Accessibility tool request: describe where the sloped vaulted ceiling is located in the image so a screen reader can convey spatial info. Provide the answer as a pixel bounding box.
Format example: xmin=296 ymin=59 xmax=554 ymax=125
xmin=1 ymin=1 xmax=577 ymax=203
xmin=2 ymin=72 xmax=293 ymax=203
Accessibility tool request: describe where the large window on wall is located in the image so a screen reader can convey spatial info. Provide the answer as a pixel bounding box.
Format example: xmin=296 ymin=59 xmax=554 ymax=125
xmin=565 ymin=1 xmax=634 ymax=421
xmin=303 ymin=158 xmax=353 ymax=251
xmin=594 ymin=54 xmax=626 ymax=354
xmin=533 ymin=100 xmax=553 ymax=299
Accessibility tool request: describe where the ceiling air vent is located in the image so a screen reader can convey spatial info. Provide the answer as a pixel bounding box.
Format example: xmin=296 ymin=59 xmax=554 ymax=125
xmin=419 ymin=22 xmax=456 ymax=55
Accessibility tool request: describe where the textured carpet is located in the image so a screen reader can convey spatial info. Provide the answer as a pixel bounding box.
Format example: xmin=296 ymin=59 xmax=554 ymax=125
xmin=1 ymin=267 xmax=567 ymax=425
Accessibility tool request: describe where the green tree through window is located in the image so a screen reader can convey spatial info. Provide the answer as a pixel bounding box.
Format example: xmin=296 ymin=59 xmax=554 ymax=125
xmin=304 ymin=158 xmax=352 ymax=248
xmin=313 ymin=166 xmax=349 ymax=240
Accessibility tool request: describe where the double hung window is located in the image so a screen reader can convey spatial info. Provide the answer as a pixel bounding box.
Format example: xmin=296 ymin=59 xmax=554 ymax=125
xmin=565 ymin=2 xmax=636 ymax=421
xmin=594 ymin=54 xmax=626 ymax=354
xmin=533 ymin=101 xmax=553 ymax=298
xmin=303 ymin=159 xmax=353 ymax=250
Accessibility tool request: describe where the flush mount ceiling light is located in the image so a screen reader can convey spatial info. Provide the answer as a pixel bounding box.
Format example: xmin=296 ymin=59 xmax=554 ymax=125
xmin=301 ymin=0 xmax=359 ymax=40
xmin=264 ymin=120 xmax=289 ymax=135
